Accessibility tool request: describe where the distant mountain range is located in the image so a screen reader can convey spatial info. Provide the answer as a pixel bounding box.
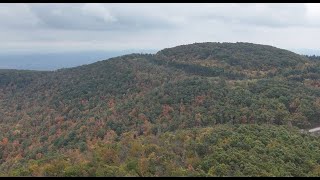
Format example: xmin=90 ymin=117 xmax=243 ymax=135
xmin=290 ymin=48 xmax=320 ymax=56
xmin=0 ymin=49 xmax=158 ymax=71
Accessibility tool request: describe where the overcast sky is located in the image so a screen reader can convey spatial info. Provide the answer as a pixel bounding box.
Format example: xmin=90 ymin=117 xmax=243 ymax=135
xmin=1 ymin=3 xmax=320 ymax=54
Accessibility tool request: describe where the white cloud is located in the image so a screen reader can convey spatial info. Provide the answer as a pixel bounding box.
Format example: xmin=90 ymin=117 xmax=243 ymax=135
xmin=305 ymin=3 xmax=320 ymax=26
xmin=0 ymin=3 xmax=40 ymax=29
xmin=81 ymin=3 xmax=117 ymax=23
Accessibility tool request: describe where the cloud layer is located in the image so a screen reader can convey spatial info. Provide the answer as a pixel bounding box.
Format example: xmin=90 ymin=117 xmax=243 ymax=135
xmin=0 ymin=3 xmax=320 ymax=53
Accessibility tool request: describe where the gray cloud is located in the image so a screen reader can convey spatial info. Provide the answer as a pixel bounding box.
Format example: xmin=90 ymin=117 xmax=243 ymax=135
xmin=27 ymin=3 xmax=180 ymax=31
xmin=23 ymin=3 xmax=313 ymax=31
xmin=0 ymin=3 xmax=319 ymax=54
xmin=28 ymin=4 xmax=118 ymax=31
xmin=173 ymin=3 xmax=308 ymax=28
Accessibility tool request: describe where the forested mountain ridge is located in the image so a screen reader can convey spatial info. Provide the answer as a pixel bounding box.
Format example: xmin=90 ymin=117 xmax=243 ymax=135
xmin=1 ymin=42 xmax=320 ymax=176
xmin=157 ymin=42 xmax=309 ymax=69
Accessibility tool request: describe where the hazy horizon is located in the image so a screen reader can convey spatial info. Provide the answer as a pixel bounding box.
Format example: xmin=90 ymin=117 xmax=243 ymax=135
xmin=0 ymin=49 xmax=158 ymax=71
xmin=0 ymin=46 xmax=318 ymax=71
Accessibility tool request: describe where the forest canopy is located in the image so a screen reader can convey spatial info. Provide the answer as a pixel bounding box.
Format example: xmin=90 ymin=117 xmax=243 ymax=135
xmin=1 ymin=42 xmax=320 ymax=176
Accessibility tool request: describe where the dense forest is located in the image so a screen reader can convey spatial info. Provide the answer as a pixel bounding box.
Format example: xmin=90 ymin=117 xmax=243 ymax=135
xmin=1 ymin=42 xmax=320 ymax=176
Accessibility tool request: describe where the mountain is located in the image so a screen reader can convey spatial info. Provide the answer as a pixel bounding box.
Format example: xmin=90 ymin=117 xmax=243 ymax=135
xmin=1 ymin=42 xmax=320 ymax=176
xmin=157 ymin=42 xmax=309 ymax=70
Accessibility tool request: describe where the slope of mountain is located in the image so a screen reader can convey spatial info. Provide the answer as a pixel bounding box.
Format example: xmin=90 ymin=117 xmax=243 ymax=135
xmin=0 ymin=42 xmax=320 ymax=176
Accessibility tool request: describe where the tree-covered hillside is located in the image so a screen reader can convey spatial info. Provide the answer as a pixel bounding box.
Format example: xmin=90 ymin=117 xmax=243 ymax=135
xmin=3 ymin=125 xmax=320 ymax=177
xmin=0 ymin=42 xmax=320 ymax=176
